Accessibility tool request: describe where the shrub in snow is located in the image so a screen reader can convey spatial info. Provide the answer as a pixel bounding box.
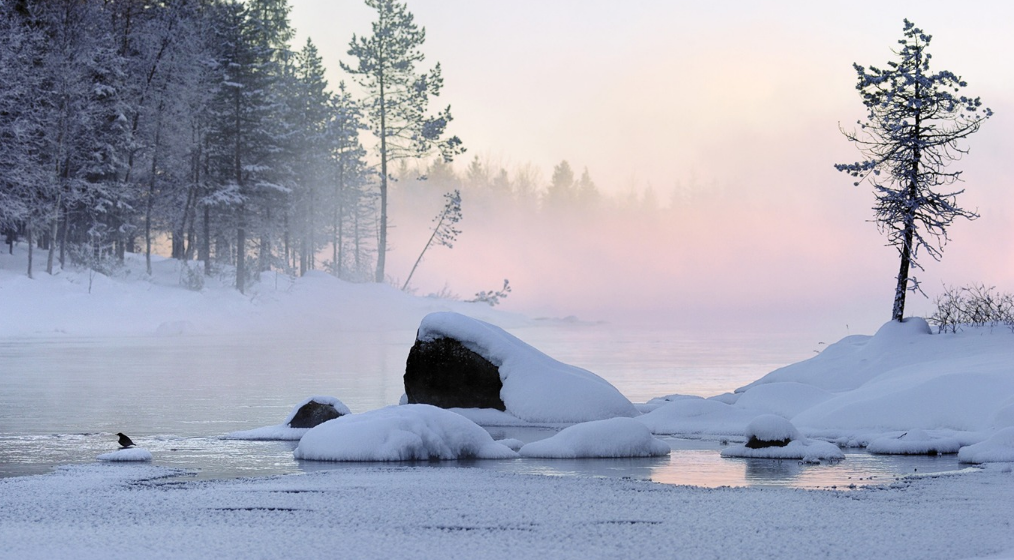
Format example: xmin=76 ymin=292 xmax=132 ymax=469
xmin=224 ymin=396 xmax=350 ymax=441
xmin=405 ymin=312 xmax=637 ymax=423
xmin=97 ymin=448 xmax=153 ymax=462
xmin=293 ymin=404 xmax=519 ymax=461
xmin=867 ymin=430 xmax=961 ymax=455
xmin=744 ymin=415 xmax=799 ymax=449
xmin=519 ymin=418 xmax=670 ymax=459
xmin=958 ymin=427 xmax=1014 ymax=464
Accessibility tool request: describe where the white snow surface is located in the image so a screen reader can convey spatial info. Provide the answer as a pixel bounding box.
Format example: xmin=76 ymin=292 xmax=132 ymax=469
xmin=416 ymin=312 xmax=638 ymax=423
xmin=2 ymin=463 xmax=1013 ymax=560
xmin=96 ymin=447 xmax=152 ymax=462
xmin=959 ymin=427 xmax=1014 ymax=464
xmin=519 ymin=418 xmax=671 ymax=458
xmin=867 ymin=430 xmax=962 ymax=455
xmin=0 ymin=249 xmax=531 ymax=338
xmin=293 ymin=404 xmax=518 ymax=461
xmin=638 ymin=318 xmax=1014 ymax=445
xmin=720 ymin=439 xmax=845 ymax=462
xmin=224 ymin=396 xmax=351 ymax=441
xmin=745 ymin=414 xmax=800 ymax=443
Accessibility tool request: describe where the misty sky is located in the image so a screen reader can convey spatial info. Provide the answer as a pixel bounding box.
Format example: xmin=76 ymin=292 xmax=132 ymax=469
xmin=290 ymin=1 xmax=1014 ymax=338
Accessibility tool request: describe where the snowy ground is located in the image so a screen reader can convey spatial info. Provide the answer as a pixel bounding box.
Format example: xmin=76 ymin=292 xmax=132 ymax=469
xmin=1 ymin=463 xmax=1013 ymax=560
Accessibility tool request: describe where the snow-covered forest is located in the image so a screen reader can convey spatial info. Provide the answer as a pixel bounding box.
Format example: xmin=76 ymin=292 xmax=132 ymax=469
xmin=0 ymin=0 xmax=381 ymax=289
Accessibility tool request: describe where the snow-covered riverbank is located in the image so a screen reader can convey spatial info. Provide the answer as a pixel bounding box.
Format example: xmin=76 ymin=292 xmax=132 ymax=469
xmin=1 ymin=463 xmax=1012 ymax=560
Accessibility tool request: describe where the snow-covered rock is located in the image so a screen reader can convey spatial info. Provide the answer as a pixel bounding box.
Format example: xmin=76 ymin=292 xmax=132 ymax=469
xmin=409 ymin=312 xmax=637 ymax=424
xmin=743 ymin=414 xmax=799 ymax=448
xmin=224 ymin=396 xmax=350 ymax=441
xmin=519 ymin=418 xmax=671 ymax=459
xmin=958 ymin=427 xmax=1014 ymax=464
xmin=867 ymin=430 xmax=961 ymax=455
xmin=293 ymin=404 xmax=519 ymax=461
xmin=721 ymin=415 xmax=843 ymax=462
xmin=97 ymin=448 xmax=153 ymax=462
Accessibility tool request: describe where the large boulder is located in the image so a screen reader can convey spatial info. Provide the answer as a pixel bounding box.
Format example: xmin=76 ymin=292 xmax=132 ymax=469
xmin=405 ymin=336 xmax=506 ymax=410
xmin=404 ymin=312 xmax=637 ymax=424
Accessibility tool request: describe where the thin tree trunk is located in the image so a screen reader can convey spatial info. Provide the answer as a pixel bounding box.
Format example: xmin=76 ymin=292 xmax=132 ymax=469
xmin=26 ymin=223 xmax=33 ymax=279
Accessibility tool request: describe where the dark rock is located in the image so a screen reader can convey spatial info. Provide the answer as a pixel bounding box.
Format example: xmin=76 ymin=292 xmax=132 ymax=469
xmin=404 ymin=336 xmax=505 ymax=410
xmin=745 ymin=436 xmax=792 ymax=449
xmin=287 ymin=400 xmax=344 ymax=429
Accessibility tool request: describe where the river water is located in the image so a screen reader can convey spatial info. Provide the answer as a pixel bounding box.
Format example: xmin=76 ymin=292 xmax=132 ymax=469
xmin=0 ymin=324 xmax=964 ymax=487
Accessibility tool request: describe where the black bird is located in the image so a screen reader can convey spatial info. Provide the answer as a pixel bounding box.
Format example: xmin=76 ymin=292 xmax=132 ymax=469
xmin=116 ymin=433 xmax=135 ymax=448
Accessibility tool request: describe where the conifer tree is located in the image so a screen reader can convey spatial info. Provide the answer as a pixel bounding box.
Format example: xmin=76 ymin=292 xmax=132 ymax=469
xmin=836 ymin=20 xmax=992 ymax=321
xmin=342 ymin=0 xmax=463 ymax=283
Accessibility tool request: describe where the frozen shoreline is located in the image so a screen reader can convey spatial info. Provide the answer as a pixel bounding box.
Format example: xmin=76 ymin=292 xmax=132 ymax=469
xmin=1 ymin=463 xmax=1013 ymax=560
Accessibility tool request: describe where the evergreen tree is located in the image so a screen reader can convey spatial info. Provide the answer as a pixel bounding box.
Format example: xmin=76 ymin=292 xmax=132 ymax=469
xmin=836 ymin=20 xmax=992 ymax=321
xmin=325 ymin=83 xmax=372 ymax=280
xmin=342 ymin=0 xmax=463 ymax=283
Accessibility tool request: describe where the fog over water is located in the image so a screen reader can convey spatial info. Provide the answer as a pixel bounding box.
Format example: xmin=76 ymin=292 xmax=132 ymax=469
xmin=291 ymin=1 xmax=1014 ymax=339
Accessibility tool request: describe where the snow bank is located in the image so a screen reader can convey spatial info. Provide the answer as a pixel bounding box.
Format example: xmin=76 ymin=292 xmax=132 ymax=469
xmin=636 ymin=397 xmax=757 ymax=436
xmin=958 ymin=427 xmax=1014 ymax=464
xmin=704 ymin=318 xmax=1014 ymax=441
xmin=96 ymin=448 xmax=152 ymax=462
xmin=293 ymin=404 xmax=518 ymax=461
xmin=0 ymin=248 xmax=531 ymax=338
xmin=720 ymin=439 xmax=845 ymax=462
xmin=519 ymin=418 xmax=670 ymax=459
xmin=416 ymin=312 xmax=637 ymax=423
xmin=867 ymin=430 xmax=961 ymax=455
xmin=224 ymin=396 xmax=351 ymax=441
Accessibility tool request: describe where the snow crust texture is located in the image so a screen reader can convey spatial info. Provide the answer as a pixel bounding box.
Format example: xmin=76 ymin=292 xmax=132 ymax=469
xmin=417 ymin=312 xmax=638 ymax=423
xmin=2 ymin=464 xmax=1013 ymax=560
xmin=519 ymin=418 xmax=671 ymax=458
xmin=293 ymin=404 xmax=518 ymax=461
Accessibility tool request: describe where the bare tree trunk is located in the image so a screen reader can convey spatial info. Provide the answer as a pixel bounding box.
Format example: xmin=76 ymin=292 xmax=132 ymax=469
xmin=46 ymin=194 xmax=61 ymax=275
xmin=26 ymin=223 xmax=34 ymax=279
xmin=892 ymin=226 xmax=914 ymax=322
xmin=236 ymin=205 xmax=246 ymax=294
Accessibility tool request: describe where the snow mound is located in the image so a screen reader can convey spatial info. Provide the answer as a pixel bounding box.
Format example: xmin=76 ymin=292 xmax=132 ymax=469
xmin=958 ymin=427 xmax=1014 ymax=464
xmin=636 ymin=397 xmax=756 ymax=435
xmin=293 ymin=404 xmax=519 ymax=461
xmin=734 ymin=382 xmax=834 ymax=418
xmin=722 ymin=415 xmax=842 ymax=462
xmin=720 ymin=439 xmax=845 ymax=462
xmin=867 ymin=430 xmax=961 ymax=455
xmin=224 ymin=396 xmax=351 ymax=440
xmin=519 ymin=417 xmax=671 ymax=459
xmin=96 ymin=448 xmax=153 ymax=462
xmin=416 ymin=312 xmax=637 ymax=423
xmin=745 ymin=414 xmax=800 ymax=444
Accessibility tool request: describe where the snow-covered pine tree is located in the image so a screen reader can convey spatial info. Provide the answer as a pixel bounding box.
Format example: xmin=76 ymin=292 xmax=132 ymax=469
xmin=341 ymin=0 xmax=464 ymax=284
xmin=836 ymin=20 xmax=993 ymax=322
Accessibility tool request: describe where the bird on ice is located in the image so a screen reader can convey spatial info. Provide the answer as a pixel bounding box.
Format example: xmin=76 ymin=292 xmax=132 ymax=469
xmin=116 ymin=433 xmax=135 ymax=448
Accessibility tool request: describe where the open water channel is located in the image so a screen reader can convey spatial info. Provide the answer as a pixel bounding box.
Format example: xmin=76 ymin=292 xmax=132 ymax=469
xmin=0 ymin=324 xmax=965 ymax=487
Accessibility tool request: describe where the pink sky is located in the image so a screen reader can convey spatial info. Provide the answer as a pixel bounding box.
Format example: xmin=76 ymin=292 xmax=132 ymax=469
xmin=290 ymin=1 xmax=1014 ymax=338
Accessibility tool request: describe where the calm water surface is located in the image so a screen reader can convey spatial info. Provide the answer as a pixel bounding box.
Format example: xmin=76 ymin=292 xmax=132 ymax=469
xmin=0 ymin=324 xmax=965 ymax=487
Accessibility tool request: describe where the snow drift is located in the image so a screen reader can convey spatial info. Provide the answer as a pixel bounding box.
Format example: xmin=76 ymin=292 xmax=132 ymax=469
xmin=519 ymin=417 xmax=670 ymax=458
xmin=293 ymin=404 xmax=518 ymax=461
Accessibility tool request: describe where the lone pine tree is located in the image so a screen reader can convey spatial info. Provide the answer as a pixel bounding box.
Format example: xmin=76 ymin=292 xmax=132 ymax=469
xmin=836 ymin=20 xmax=992 ymax=322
